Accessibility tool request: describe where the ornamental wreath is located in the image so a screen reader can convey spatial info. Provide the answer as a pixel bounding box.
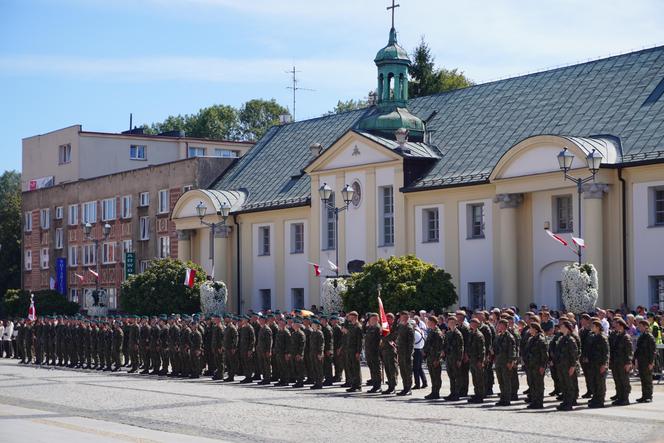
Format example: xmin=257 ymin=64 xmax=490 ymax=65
xmin=200 ymin=280 xmax=228 ymax=315
xmin=561 ymin=262 xmax=599 ymax=313
xmin=321 ymin=277 xmax=346 ymax=313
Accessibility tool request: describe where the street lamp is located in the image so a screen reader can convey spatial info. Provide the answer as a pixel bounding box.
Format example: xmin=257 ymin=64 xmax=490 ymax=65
xmin=195 ymin=200 xmax=230 ymax=278
xmin=83 ymin=222 xmax=111 ymax=303
xmin=319 ymin=183 xmax=354 ymax=276
xmin=556 ymin=147 xmax=603 ymax=264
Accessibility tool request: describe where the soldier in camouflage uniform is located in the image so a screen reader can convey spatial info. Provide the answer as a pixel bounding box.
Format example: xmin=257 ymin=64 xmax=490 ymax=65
xmin=396 ymin=311 xmax=414 ymax=396
xmin=555 ymin=321 xmax=579 ymax=411
xmin=268 ymin=314 xmax=280 ymax=382
xmin=423 ymin=316 xmax=443 ymax=400
xmin=239 ymin=316 xmax=255 ymax=383
xmin=309 ymin=319 xmax=325 ymax=389
xmin=210 ymin=315 xmax=225 ymax=380
xmin=444 ymin=316 xmax=464 ymax=401
xmin=168 ymin=316 xmax=181 ymax=376
xmin=127 ymin=316 xmax=140 ymax=373
xmin=222 ymin=316 xmax=239 ymax=382
xmin=149 ymin=317 xmax=161 ymax=375
xmin=330 ymin=316 xmax=344 ymax=383
xmin=112 ymin=320 xmax=124 ymax=371
xmin=159 ymin=316 xmax=170 ymax=375
xmin=467 ymin=318 xmax=486 ymax=403
xmin=634 ymin=319 xmax=656 ymax=403
xmin=525 ymin=322 xmax=548 ymax=409
xmin=494 ymin=319 xmax=516 ymax=406
xmin=275 ymin=317 xmax=291 ymax=386
xmin=256 ymin=314 xmax=273 ymax=385
xmin=588 ymin=320 xmax=609 ymax=408
xmin=610 ymin=318 xmax=633 ymax=406
xmin=456 ymin=311 xmax=471 ymax=397
xmin=180 ymin=318 xmax=192 ymax=378
xmin=320 ymin=315 xmax=334 ymax=386
xmin=189 ymin=316 xmax=203 ymax=378
xmin=380 ymin=313 xmax=399 ymax=395
xmin=289 ymin=319 xmax=306 ymax=388
xmin=363 ymin=313 xmax=382 ymax=393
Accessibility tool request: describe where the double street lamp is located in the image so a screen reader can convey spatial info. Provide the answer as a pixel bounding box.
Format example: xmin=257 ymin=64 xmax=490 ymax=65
xmin=318 ymin=183 xmax=355 ymax=276
xmin=195 ymin=201 xmax=230 ymax=278
xmin=83 ymin=222 xmax=111 ymax=303
xmin=556 ymin=147 xmax=603 ymax=264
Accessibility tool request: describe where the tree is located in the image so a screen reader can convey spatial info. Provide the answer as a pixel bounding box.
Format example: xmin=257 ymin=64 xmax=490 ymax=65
xmin=120 ymin=259 xmax=205 ymax=315
xmin=325 ymin=98 xmax=369 ymax=115
xmin=342 ymin=255 xmax=457 ymax=315
xmin=409 ymin=37 xmax=473 ymax=98
xmin=2 ymin=289 xmax=80 ymax=318
xmin=0 ymin=170 xmax=21 ymax=310
xmin=239 ymin=99 xmax=289 ymax=141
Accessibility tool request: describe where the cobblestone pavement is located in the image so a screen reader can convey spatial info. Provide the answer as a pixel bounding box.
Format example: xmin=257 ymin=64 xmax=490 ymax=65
xmin=0 ymin=359 xmax=662 ymax=443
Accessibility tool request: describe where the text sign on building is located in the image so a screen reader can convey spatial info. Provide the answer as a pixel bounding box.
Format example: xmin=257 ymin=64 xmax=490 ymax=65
xmin=125 ymin=252 xmax=136 ymax=279
xmin=55 ymin=257 xmax=67 ymax=295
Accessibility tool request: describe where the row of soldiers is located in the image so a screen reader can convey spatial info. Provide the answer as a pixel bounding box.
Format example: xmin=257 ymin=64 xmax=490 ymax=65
xmin=14 ymin=307 xmax=658 ymax=410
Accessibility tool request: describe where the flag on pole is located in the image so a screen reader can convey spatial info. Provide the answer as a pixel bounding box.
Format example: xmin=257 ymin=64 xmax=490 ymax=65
xmin=327 ymin=260 xmax=338 ymax=272
xmin=28 ymin=294 xmax=36 ymax=321
xmin=307 ymin=262 xmax=321 ymax=277
xmin=49 ymin=276 xmax=56 ymax=290
xmin=88 ymin=268 xmax=99 ymax=279
xmin=74 ymin=273 xmax=85 ymax=283
xmin=378 ymin=296 xmax=390 ymax=336
xmin=184 ymin=268 xmax=196 ymax=288
xmin=545 ymin=229 xmax=568 ymax=246
xmin=571 ymin=236 xmax=585 ymax=248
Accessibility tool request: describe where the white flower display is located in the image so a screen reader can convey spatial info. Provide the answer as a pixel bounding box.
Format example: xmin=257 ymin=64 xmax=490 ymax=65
xmin=561 ymin=262 xmax=599 ymax=313
xmin=200 ymin=281 xmax=228 ymax=315
xmin=321 ymin=277 xmax=346 ymax=313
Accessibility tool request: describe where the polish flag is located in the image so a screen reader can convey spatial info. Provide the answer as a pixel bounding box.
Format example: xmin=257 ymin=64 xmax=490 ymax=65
xmin=184 ymin=268 xmax=196 ymax=288
xmin=545 ymin=229 xmax=568 ymax=246
xmin=327 ymin=260 xmax=338 ymax=272
xmin=378 ymin=296 xmax=390 ymax=336
xmin=307 ymin=262 xmax=321 ymax=277
xmin=74 ymin=273 xmax=85 ymax=283
xmin=572 ymin=237 xmax=585 ymax=248
xmin=88 ymin=268 xmax=99 ymax=279
xmin=28 ymin=294 xmax=36 ymax=321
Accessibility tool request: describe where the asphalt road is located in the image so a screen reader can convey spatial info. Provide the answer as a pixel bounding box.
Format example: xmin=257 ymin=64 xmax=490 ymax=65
xmin=0 ymin=359 xmax=662 ymax=443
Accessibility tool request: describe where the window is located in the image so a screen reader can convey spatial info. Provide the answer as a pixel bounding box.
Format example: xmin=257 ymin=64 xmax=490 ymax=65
xmin=423 ymin=208 xmax=439 ymax=243
xmin=55 ymin=228 xmax=64 ymax=250
xmin=83 ymin=244 xmax=96 ymax=266
xmin=130 ymin=144 xmax=146 ymax=160
xmin=214 ymin=148 xmax=237 ymax=158
xmin=55 ymin=206 xmax=63 ymax=220
xmin=139 ymin=192 xmax=150 ymax=207
xmin=40 ymin=248 xmax=49 ymax=269
xmin=322 ymin=192 xmax=336 ymax=250
xmin=69 ymin=288 xmax=79 ymax=303
xmin=82 ymin=201 xmax=97 ymax=224
xmin=467 ymin=203 xmax=485 ymax=239
xmin=182 ymin=184 xmax=193 ymax=193
xmin=68 ymin=205 xmax=79 ymax=226
xmin=121 ymin=195 xmax=132 ymax=219
xmin=68 ymin=245 xmax=79 ymax=267
xmin=106 ymin=288 xmax=117 ymax=309
xmin=40 ymin=208 xmax=50 ymax=230
xmin=554 ymin=195 xmax=573 ymax=233
xmin=291 ymin=288 xmax=304 ymax=310
xmin=380 ymin=186 xmax=394 ymax=246
xmin=290 ymin=223 xmax=304 ymax=254
xmin=468 ymin=282 xmax=485 ymax=310
xmin=102 ymin=198 xmax=116 ymax=221
xmin=650 ymin=276 xmax=664 ymax=309
xmin=158 ymin=236 xmax=170 ymax=258
xmin=58 ymin=143 xmax=71 ymax=164
xmin=260 ymin=289 xmax=272 ymax=311
xmin=258 ymin=226 xmax=270 ymax=256
xmin=652 ymin=187 xmax=664 ymax=226
xmin=102 ymin=242 xmax=115 ymax=264
xmin=140 ymin=260 xmax=151 ymax=273
xmin=158 ymin=189 xmax=169 ymax=214
xmin=139 ymin=217 xmax=150 ymax=240
xmin=25 ymin=250 xmax=32 ymax=271
xmin=188 ymin=147 xmax=206 ymax=157
xmin=122 ymin=239 xmax=133 ymax=258
xmin=24 ymin=211 xmax=32 ymax=232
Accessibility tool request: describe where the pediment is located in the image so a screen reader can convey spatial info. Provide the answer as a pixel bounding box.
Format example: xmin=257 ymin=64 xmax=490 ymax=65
xmin=305 ymin=131 xmax=401 ymax=173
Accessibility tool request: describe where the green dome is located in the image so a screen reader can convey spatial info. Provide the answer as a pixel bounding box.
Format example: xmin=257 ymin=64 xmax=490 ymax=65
xmin=357 ymin=107 xmax=425 ymax=141
xmin=374 ymin=28 xmax=410 ymax=65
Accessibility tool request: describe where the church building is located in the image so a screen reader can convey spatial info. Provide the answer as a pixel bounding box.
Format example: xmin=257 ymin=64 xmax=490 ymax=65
xmin=171 ymin=20 xmax=664 ymax=313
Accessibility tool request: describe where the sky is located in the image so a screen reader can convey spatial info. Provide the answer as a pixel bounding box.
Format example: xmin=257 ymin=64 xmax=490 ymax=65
xmin=1 ymin=0 xmax=663 ymax=173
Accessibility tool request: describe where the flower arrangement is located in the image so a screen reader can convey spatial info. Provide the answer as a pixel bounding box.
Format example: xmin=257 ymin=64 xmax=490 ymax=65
xmin=561 ymin=262 xmax=598 ymax=313
xmin=321 ymin=277 xmax=346 ymax=313
xmin=200 ymin=280 xmax=228 ymax=315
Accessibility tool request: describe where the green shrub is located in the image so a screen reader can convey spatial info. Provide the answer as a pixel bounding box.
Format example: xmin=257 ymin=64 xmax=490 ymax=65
xmin=2 ymin=288 xmax=80 ymax=318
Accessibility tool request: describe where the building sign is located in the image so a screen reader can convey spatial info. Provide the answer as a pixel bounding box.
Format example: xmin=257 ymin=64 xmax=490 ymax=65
xmin=55 ymin=257 xmax=67 ymax=295
xmin=29 ymin=176 xmax=54 ymax=191
xmin=125 ymin=252 xmax=136 ymax=279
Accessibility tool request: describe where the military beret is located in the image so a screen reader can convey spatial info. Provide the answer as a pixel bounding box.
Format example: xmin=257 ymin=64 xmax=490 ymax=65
xmin=294 ymin=318 xmax=303 ymax=324
xmin=312 ymin=319 xmax=321 ymax=325
xmin=267 ymin=314 xmax=275 ymax=319
xmin=274 ymin=310 xmax=282 ymax=314
xmin=319 ymin=314 xmax=328 ymax=319
xmin=530 ymin=323 xmax=543 ymax=333
xmin=329 ymin=316 xmax=339 ymax=321
xmin=277 ymin=317 xmax=287 ymax=323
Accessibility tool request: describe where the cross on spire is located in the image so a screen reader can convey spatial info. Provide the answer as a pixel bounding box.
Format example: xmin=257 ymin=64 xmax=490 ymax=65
xmin=386 ymin=0 xmax=400 ymax=29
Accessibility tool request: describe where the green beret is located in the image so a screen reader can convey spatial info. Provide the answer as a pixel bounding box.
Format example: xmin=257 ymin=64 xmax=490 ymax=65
xmin=312 ymin=319 xmax=321 ymax=325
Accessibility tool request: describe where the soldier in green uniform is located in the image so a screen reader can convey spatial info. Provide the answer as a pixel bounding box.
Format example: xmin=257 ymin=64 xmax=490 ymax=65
xmin=364 ymin=313 xmax=382 ymax=393
xmin=97 ymin=321 xmax=106 ymax=370
xmin=320 ymin=315 xmax=334 ymax=386
xmin=396 ymin=311 xmax=414 ymax=396
xmin=289 ymin=319 xmax=306 ymax=388
xmin=168 ymin=316 xmax=181 ymax=377
xmin=149 ymin=317 xmax=161 ymax=375
xmin=525 ymin=322 xmax=548 ymax=409
xmin=507 ymin=316 xmax=520 ymax=401
xmin=121 ymin=317 xmax=130 ymax=368
xmin=467 ymin=318 xmax=486 ymax=403
xmin=127 ymin=316 xmax=140 ymax=373
xmin=180 ymin=317 xmax=192 ymax=377
xmin=210 ymin=314 xmax=225 ymax=380
xmin=380 ymin=313 xmax=399 ymax=395
xmin=494 ymin=319 xmax=516 ymax=406
xmin=301 ymin=315 xmax=313 ymax=384
xmin=256 ymin=314 xmax=273 ymax=384
xmin=102 ymin=321 xmax=112 ymax=371
xmin=444 ymin=316 xmax=464 ymax=401
xmin=479 ymin=312 xmax=495 ymax=396
xmin=239 ymin=316 xmax=256 ymax=383
xmin=45 ymin=317 xmax=55 ymax=365
xmin=331 ymin=316 xmax=344 ymax=383
xmin=555 ymin=321 xmax=579 ymax=411
xmin=112 ymin=320 xmax=124 ymax=371
xmin=588 ymin=320 xmax=609 ymax=408
xmin=634 ymin=319 xmax=656 ymax=403
xmin=275 ymin=317 xmax=291 ymax=386
xmin=82 ymin=320 xmax=92 ymax=369
xmin=189 ymin=316 xmax=203 ymax=378
xmin=24 ymin=319 xmax=34 ymax=364
xmin=610 ymin=318 xmax=633 ymax=406
xmin=548 ymin=323 xmax=562 ymax=397
xmin=579 ymin=314 xmax=593 ymax=398
xmin=158 ymin=316 xmax=170 ymax=375
xmin=222 ymin=315 xmax=239 ymax=382
xmin=423 ymin=316 xmax=443 ymax=400
xmin=344 ymin=312 xmax=363 ymax=392
xmin=456 ymin=311 xmax=470 ymax=397
xmin=16 ymin=319 xmax=25 ymax=364
xmin=139 ymin=316 xmax=151 ymax=374
xmin=268 ymin=314 xmax=280 ymax=382
xmin=309 ymin=319 xmax=325 ymax=389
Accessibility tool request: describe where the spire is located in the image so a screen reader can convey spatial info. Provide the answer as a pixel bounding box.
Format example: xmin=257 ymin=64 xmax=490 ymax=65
xmin=388 ymin=26 xmax=398 ymax=45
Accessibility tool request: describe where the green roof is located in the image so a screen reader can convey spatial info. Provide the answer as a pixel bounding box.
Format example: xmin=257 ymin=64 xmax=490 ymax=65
xmin=374 ymin=28 xmax=410 ymax=65
xmin=212 ymin=45 xmax=664 ymax=211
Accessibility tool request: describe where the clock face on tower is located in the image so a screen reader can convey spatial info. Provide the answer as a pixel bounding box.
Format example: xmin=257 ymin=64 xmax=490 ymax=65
xmin=351 ymin=180 xmax=362 ymax=207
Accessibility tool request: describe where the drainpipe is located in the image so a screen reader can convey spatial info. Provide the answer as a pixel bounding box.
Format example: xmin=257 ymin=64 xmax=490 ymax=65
xmin=618 ymin=167 xmax=628 ymax=310
xmin=233 ymin=214 xmax=241 ymax=314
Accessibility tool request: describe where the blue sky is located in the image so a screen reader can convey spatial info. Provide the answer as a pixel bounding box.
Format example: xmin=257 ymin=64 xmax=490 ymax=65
xmin=1 ymin=0 xmax=663 ymax=173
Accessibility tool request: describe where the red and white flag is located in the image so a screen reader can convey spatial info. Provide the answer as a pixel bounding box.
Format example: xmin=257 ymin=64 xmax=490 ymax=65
xmin=88 ymin=268 xmax=99 ymax=279
xmin=378 ymin=296 xmax=390 ymax=336
xmin=28 ymin=294 xmax=36 ymax=321
xmin=184 ymin=268 xmax=196 ymax=288
xmin=307 ymin=262 xmax=321 ymax=277
xmin=74 ymin=273 xmax=85 ymax=283
xmin=327 ymin=260 xmax=338 ymax=272
xmin=572 ymin=236 xmax=585 ymax=248
xmin=545 ymin=229 xmax=568 ymax=246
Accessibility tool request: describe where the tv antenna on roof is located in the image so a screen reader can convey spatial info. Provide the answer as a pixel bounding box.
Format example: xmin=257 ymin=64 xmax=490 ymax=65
xmin=286 ymin=66 xmax=314 ymax=122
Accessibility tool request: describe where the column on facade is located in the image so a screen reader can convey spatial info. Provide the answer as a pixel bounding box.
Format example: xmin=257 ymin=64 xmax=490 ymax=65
xmin=213 ymin=226 xmax=230 ymax=284
xmin=177 ymin=230 xmax=192 ymax=262
xmin=582 ymin=183 xmax=608 ymax=296
xmin=494 ymin=193 xmax=523 ymax=308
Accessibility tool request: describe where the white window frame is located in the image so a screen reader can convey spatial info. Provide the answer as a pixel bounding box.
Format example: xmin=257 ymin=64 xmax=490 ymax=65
xmin=102 ymin=242 xmax=115 ymax=264
xmin=467 ymin=203 xmax=485 ymax=239
xmin=55 ymin=228 xmax=64 ymax=250
xmin=55 ymin=206 xmax=63 ymax=220
xmin=122 ymin=239 xmax=133 ymax=257
xmin=322 ymin=192 xmax=335 ymax=250
xmin=106 ymin=287 xmax=117 ymax=309
xmin=40 ymin=208 xmax=50 ymax=230
xmin=102 ymin=198 xmax=116 ymax=221
xmin=214 ymin=148 xmax=237 ymax=158
xmin=69 ymin=288 xmax=79 ymax=303
xmin=258 ymin=226 xmax=270 ymax=256
xmin=182 ymin=184 xmax=193 ymax=193
xmin=158 ymin=235 xmax=170 ymax=258
xmin=553 ymin=195 xmax=573 ymax=233
xmin=68 ymin=204 xmax=79 ymax=226
xmin=139 ymin=192 xmax=150 ymax=207
xmin=650 ymin=186 xmax=664 ymax=227
xmin=290 ymin=223 xmax=304 ymax=254
xmin=140 ymin=260 xmax=151 ymax=273
xmin=24 ymin=211 xmax=32 ymax=232
xmin=83 ymin=244 xmax=96 ymax=266
xmin=25 ymin=249 xmax=32 ymax=271
xmin=158 ymin=189 xmax=169 ymax=214
xmin=121 ymin=195 xmax=132 ymax=219
xmin=58 ymin=143 xmax=72 ymax=165
xmin=130 ymin=144 xmax=146 ymax=160
xmin=188 ymin=147 xmax=206 ymax=157
xmin=82 ymin=201 xmax=97 ymax=224
xmin=422 ymin=208 xmax=439 ymax=243
xmin=379 ymin=186 xmax=394 ymax=246
xmin=68 ymin=245 xmax=79 ymax=267
xmin=40 ymin=247 xmax=49 ymax=269
xmin=139 ymin=217 xmax=150 ymax=240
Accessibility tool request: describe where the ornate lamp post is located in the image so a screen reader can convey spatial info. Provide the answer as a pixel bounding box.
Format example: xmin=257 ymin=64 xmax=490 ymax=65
xmin=556 ymin=147 xmax=603 ymax=264
xmin=319 ymin=183 xmax=354 ymax=276
xmin=195 ymin=201 xmax=230 ymax=278
xmin=83 ymin=222 xmax=111 ymax=302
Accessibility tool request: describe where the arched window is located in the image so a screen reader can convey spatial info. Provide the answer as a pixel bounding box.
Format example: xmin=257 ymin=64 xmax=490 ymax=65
xmin=377 ymin=74 xmax=384 ymax=101
xmin=399 ymin=73 xmax=405 ymax=100
xmin=388 ymin=73 xmax=395 ymax=100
